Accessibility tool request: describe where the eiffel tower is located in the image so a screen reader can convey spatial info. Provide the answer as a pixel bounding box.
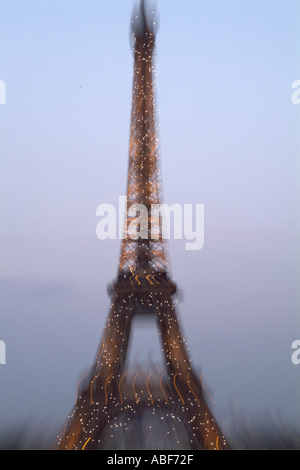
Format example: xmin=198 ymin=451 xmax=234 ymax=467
xmin=55 ymin=0 xmax=229 ymax=450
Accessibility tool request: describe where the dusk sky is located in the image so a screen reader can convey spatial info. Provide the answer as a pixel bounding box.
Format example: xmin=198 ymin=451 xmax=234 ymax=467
xmin=1 ymin=0 xmax=300 ymax=434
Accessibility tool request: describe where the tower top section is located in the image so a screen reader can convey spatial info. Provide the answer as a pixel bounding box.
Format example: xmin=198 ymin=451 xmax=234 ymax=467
xmin=131 ymin=0 xmax=158 ymax=43
xmin=119 ymin=0 xmax=166 ymax=274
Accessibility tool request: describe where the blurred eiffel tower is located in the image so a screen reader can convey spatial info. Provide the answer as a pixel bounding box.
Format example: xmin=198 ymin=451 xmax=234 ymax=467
xmin=55 ymin=0 xmax=229 ymax=450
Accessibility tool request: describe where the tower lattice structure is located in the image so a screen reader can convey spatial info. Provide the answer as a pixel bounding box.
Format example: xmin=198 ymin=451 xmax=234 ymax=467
xmin=55 ymin=1 xmax=229 ymax=450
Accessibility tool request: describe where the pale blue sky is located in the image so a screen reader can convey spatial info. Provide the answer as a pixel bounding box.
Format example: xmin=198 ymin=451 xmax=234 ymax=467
xmin=0 ymin=0 xmax=300 ymax=431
